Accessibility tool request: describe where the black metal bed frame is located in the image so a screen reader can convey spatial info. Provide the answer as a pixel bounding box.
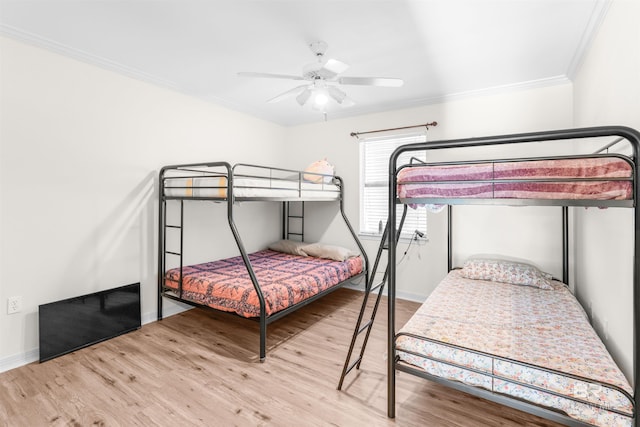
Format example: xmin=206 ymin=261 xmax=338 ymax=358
xmin=157 ymin=162 xmax=369 ymax=361
xmin=387 ymin=126 xmax=640 ymax=426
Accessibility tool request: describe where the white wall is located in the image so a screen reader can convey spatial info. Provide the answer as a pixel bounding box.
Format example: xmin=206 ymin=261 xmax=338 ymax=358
xmin=572 ymin=0 xmax=640 ymax=382
xmin=0 ymin=36 xmax=286 ymax=370
xmin=285 ymin=84 xmax=574 ymax=300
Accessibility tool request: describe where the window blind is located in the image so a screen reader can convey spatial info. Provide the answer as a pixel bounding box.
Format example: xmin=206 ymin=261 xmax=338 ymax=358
xmin=359 ymin=133 xmax=428 ymax=238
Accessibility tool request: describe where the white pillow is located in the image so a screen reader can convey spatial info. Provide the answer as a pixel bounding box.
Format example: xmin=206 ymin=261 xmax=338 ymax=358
xmin=459 ymin=256 xmax=553 ymax=290
xmin=302 ymin=243 xmax=358 ymax=261
xmin=267 ymin=240 xmax=309 ymax=256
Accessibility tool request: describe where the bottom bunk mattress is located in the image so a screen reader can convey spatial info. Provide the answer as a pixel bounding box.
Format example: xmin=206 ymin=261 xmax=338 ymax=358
xmin=163 ymin=249 xmax=363 ymax=318
xmin=395 ymin=269 xmax=633 ymax=427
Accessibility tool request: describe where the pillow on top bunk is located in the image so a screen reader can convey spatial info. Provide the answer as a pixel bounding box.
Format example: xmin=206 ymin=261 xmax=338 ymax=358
xmin=268 ymin=240 xmax=309 ymax=256
xmin=460 ymin=256 xmax=553 ymax=290
xmin=303 ymin=159 xmax=334 ymax=184
xmin=301 ymin=243 xmax=359 ymax=262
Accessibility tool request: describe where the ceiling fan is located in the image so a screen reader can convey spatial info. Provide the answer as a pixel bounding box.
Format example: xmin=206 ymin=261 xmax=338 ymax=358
xmin=238 ymin=41 xmax=404 ymax=111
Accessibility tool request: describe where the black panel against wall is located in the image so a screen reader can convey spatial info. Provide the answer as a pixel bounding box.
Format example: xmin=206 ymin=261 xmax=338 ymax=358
xmin=38 ymin=282 xmax=141 ymax=362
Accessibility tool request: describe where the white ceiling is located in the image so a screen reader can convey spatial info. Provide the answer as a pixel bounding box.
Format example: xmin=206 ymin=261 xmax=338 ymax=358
xmin=0 ymin=0 xmax=609 ymax=126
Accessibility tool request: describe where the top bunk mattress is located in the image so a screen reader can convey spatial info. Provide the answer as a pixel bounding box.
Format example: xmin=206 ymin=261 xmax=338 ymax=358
xmin=396 ymin=269 xmax=633 ymax=426
xmin=396 ymin=157 xmax=633 ymax=204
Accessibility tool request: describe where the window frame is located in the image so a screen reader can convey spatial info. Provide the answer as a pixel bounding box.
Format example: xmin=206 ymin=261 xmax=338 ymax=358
xmin=359 ymin=132 xmax=428 ymax=240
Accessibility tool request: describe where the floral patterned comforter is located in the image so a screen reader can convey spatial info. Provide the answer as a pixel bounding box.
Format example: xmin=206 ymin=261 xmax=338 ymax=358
xmin=164 ymin=249 xmax=363 ymax=318
xmin=396 ymin=269 xmax=633 ymax=426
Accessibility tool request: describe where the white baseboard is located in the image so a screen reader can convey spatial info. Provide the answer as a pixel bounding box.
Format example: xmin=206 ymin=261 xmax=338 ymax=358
xmin=141 ymin=304 xmax=190 ymax=325
xmin=395 ymin=290 xmax=427 ymax=303
xmin=0 ymin=306 xmax=191 ymax=374
xmin=0 ymin=348 xmax=39 ymax=374
xmin=343 ymin=283 xmax=427 ymax=303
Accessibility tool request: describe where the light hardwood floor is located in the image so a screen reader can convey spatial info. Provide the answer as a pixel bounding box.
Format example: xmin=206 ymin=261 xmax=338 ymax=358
xmin=0 ymin=289 xmax=562 ymax=426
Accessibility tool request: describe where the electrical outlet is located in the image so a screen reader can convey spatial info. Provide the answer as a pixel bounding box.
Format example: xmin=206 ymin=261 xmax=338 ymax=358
xmin=7 ymin=296 xmax=22 ymax=314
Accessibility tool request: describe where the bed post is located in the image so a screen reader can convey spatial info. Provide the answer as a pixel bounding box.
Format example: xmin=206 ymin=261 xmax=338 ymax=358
xmin=611 ymin=126 xmax=640 ymax=427
xmin=448 ymin=206 xmax=453 ymax=272
xmin=334 ymin=176 xmax=370 ymax=287
xmin=629 ymin=128 xmax=640 ymax=427
xmin=282 ymin=202 xmax=288 ymax=240
xmin=562 ymin=206 xmax=569 ymax=285
xmin=387 ymin=149 xmax=401 ymax=418
xmin=157 ymin=166 xmax=167 ymax=321
xmin=226 ymin=163 xmax=268 ymax=362
xmin=635 ymin=183 xmax=639 ymax=427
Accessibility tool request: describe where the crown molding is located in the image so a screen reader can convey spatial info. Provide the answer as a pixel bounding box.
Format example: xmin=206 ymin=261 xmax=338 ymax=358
xmin=0 ymin=24 xmax=180 ymax=91
xmin=325 ymin=75 xmax=573 ymax=124
xmin=566 ymin=0 xmax=611 ymax=80
xmin=407 ymin=75 xmax=572 ymax=106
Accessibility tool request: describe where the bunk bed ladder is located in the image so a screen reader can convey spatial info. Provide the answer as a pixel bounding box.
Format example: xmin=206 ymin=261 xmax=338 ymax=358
xmin=337 ymin=205 xmax=408 ymax=390
xmin=163 ymin=199 xmax=185 ymax=298
xmin=283 ymin=201 xmax=304 ymax=241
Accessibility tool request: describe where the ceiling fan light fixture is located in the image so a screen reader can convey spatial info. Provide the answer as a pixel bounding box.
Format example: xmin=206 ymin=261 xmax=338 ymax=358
xmin=313 ymin=91 xmax=329 ymax=106
xmin=309 ymin=80 xmax=330 ymax=107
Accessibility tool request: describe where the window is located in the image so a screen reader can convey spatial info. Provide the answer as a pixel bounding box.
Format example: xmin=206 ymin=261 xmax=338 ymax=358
xmin=359 ymin=133 xmax=428 ymax=239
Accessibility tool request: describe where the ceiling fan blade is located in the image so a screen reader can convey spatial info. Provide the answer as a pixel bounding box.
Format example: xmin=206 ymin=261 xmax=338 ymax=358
xmin=267 ymin=85 xmax=309 ymax=103
xmin=338 ymin=76 xmax=404 ymax=87
xmin=323 ymin=58 xmax=349 ymax=75
xmin=314 ymin=59 xmax=349 ymax=80
xmin=341 ymin=96 xmax=356 ymax=107
xmin=238 ymin=71 xmax=306 ymax=81
xmin=296 ymin=87 xmax=312 ymax=106
xmin=327 ymin=86 xmax=347 ymax=103
xmin=327 ymin=86 xmax=356 ymax=107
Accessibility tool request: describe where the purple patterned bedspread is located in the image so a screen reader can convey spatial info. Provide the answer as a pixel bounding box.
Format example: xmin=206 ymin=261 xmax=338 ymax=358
xmin=163 ymin=250 xmax=363 ymax=318
xmin=397 ymin=157 xmax=632 ymax=201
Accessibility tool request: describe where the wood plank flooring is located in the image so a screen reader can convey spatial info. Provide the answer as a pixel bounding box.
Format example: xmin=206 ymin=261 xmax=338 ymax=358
xmin=0 ymin=289 xmax=562 ymax=426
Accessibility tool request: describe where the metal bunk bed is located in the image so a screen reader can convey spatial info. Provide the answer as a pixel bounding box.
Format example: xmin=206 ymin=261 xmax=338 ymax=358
xmin=384 ymin=126 xmax=640 ymax=426
xmin=157 ymin=162 xmax=368 ymax=361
